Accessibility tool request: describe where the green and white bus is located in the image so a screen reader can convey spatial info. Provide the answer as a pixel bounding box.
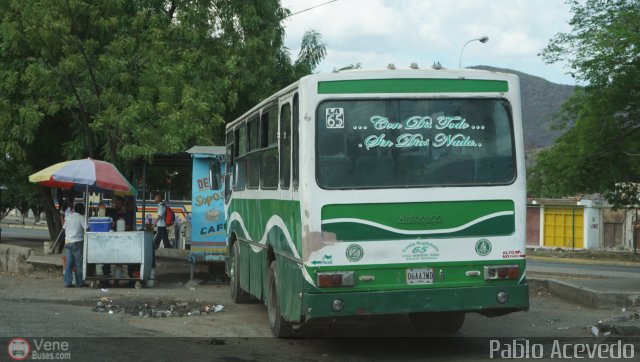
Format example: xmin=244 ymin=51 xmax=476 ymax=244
xmin=224 ymin=67 xmax=529 ymax=337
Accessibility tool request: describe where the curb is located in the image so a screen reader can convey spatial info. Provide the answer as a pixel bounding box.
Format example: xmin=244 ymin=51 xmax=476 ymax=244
xmin=0 ymin=223 xmax=48 ymax=230
xmin=528 ymin=255 xmax=640 ymax=267
xmin=24 ymin=249 xmax=210 ymax=275
xmin=529 ymin=277 xmax=640 ymax=309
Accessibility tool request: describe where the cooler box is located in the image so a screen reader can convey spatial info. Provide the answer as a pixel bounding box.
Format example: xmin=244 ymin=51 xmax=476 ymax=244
xmin=89 ymin=217 xmax=112 ymax=232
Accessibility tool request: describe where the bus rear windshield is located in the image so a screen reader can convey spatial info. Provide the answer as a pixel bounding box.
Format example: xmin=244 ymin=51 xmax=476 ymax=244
xmin=316 ymin=98 xmax=515 ymax=189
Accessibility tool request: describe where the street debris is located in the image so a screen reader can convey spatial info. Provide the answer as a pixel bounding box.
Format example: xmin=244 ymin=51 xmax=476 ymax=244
xmin=591 ymin=326 xmax=599 ymax=336
xmin=209 ymin=338 xmax=225 ymax=346
xmin=183 ymin=279 xmax=202 ymax=289
xmin=91 ymin=297 xmax=221 ymax=318
xmin=591 ymin=312 xmax=640 ymax=336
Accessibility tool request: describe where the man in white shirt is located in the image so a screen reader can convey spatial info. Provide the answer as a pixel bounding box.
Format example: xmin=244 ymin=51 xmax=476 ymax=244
xmin=153 ymin=193 xmax=171 ymax=249
xmin=63 ymin=203 xmax=87 ymax=287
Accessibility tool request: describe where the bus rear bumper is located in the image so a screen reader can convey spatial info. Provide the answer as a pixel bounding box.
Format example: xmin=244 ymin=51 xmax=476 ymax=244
xmin=303 ymin=284 xmax=529 ymax=320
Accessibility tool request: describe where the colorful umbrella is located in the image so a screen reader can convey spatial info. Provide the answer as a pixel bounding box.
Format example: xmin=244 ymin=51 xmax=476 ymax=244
xmin=29 ymin=158 xmax=137 ymax=196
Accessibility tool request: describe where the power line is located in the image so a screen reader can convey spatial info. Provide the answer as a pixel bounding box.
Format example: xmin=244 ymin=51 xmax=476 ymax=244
xmin=285 ymin=0 xmax=339 ymax=19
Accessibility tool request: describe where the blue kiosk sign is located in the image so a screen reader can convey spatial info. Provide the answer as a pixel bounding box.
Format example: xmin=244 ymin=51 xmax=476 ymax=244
xmin=187 ymin=146 xmax=226 ymax=262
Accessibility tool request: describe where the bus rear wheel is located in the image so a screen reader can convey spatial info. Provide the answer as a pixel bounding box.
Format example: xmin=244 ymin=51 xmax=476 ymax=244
xmin=438 ymin=312 xmax=465 ymax=333
xmin=408 ymin=312 xmax=442 ymax=332
xmin=267 ymin=261 xmax=294 ymax=338
xmin=230 ymin=242 xmax=250 ymax=303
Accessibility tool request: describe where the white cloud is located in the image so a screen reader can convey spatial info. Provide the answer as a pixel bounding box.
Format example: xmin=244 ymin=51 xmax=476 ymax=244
xmin=281 ymin=0 xmax=575 ymax=84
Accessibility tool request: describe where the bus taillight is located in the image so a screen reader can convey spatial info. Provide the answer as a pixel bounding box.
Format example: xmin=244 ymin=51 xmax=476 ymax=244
xmin=317 ymin=271 xmax=355 ymax=287
xmin=484 ymin=265 xmax=519 ymax=281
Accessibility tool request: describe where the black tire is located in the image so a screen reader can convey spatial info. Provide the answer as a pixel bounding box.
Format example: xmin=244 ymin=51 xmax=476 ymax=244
xmin=230 ymin=242 xmax=250 ymax=303
xmin=438 ymin=312 xmax=465 ymax=333
xmin=267 ymin=261 xmax=295 ymax=338
xmin=408 ymin=312 xmax=442 ymax=333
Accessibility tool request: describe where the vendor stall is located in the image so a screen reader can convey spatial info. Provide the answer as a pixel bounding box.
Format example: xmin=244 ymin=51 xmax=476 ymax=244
xmin=28 ymin=158 xmax=154 ymax=288
xmin=83 ymin=229 xmax=154 ymax=289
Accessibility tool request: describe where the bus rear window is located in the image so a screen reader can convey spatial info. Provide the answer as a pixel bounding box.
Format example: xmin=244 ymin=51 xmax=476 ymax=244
xmin=316 ymin=99 xmax=515 ymax=189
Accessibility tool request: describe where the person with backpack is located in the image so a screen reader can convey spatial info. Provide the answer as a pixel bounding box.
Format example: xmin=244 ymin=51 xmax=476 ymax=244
xmin=153 ymin=192 xmax=173 ymax=249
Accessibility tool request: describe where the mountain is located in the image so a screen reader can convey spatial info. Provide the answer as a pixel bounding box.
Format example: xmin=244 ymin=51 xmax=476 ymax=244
xmin=470 ymin=65 xmax=575 ymax=151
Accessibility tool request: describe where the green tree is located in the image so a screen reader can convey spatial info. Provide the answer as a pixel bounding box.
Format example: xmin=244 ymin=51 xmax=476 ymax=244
xmin=530 ymin=0 xmax=640 ymax=206
xmin=0 ymin=0 xmax=326 ymax=240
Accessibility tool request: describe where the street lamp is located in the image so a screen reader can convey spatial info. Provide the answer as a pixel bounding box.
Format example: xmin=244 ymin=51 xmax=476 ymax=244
xmin=459 ymin=36 xmax=489 ymax=68
xmin=0 ymin=185 xmax=6 ymax=241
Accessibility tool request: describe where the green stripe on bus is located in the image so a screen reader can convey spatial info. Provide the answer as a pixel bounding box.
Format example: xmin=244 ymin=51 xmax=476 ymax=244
xmin=317 ymin=79 xmax=509 ymax=94
xmin=322 ymin=214 xmax=514 ymax=240
xmin=322 ymin=200 xmax=514 ymax=229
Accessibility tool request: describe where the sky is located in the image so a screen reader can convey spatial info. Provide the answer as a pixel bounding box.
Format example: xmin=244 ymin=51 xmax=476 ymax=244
xmin=280 ymin=0 xmax=576 ymax=85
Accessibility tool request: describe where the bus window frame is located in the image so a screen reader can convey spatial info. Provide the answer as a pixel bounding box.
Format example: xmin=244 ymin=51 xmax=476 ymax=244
xmin=259 ymin=105 xmax=279 ymax=190
xmin=279 ymin=101 xmax=292 ymax=189
xmin=313 ymin=97 xmax=518 ymax=190
xmin=292 ymin=93 xmax=300 ymax=190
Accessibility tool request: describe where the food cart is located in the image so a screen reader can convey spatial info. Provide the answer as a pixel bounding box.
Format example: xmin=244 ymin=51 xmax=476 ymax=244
xmin=83 ymin=227 xmax=155 ymax=289
xmin=28 ymin=159 xmax=151 ymax=288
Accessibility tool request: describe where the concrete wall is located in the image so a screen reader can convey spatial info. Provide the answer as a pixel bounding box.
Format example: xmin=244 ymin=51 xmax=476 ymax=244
xmin=0 ymin=244 xmax=35 ymax=274
xmin=584 ymin=206 xmax=602 ymax=249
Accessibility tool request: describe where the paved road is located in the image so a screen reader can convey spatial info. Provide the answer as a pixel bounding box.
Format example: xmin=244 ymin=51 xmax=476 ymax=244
xmin=528 ymin=259 xmax=640 ymax=279
xmin=0 ymin=278 xmax=627 ymax=361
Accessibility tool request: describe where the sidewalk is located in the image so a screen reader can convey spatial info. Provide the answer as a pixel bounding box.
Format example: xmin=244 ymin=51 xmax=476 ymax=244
xmin=527 ymin=247 xmax=640 ymax=308
xmin=525 ymin=248 xmax=640 ymax=339
xmin=0 ymin=215 xmax=48 ymax=230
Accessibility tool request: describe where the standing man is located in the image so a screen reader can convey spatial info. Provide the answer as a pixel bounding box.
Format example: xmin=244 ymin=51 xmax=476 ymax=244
xmin=63 ymin=203 xmax=86 ymax=287
xmin=153 ymin=192 xmax=171 ymax=249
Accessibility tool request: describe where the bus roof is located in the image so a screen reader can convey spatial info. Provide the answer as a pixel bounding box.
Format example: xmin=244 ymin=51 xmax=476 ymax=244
xmin=225 ymin=67 xmax=519 ymax=131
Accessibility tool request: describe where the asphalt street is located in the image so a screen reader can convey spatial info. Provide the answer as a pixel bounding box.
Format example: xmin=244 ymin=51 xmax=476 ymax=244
xmin=0 ymin=225 xmax=49 ymax=241
xmin=527 ymin=259 xmax=640 ymax=279
xmin=0 ymin=272 xmax=631 ymax=361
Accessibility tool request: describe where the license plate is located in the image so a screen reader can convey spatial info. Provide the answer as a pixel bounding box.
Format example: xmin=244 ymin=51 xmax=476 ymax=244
xmin=406 ymin=268 xmax=434 ymax=285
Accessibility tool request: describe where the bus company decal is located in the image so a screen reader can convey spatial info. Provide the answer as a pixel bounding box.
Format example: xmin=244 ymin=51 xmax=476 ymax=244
xmin=345 ymin=244 xmax=364 ymax=262
xmin=305 ymin=236 xmax=519 ymax=265
xmin=475 ymin=238 xmax=492 ymax=256
xmin=401 ymin=240 xmax=440 ymax=261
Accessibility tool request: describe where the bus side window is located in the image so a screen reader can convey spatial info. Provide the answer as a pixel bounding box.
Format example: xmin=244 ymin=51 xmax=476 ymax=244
xmin=260 ymin=106 xmax=278 ymax=189
xmin=292 ymin=94 xmax=299 ymax=190
xmin=224 ymin=131 xmax=234 ymax=199
xmin=280 ymin=103 xmax=291 ymax=189
xmin=246 ymin=116 xmax=260 ymax=189
xmin=234 ymin=123 xmax=247 ymax=191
